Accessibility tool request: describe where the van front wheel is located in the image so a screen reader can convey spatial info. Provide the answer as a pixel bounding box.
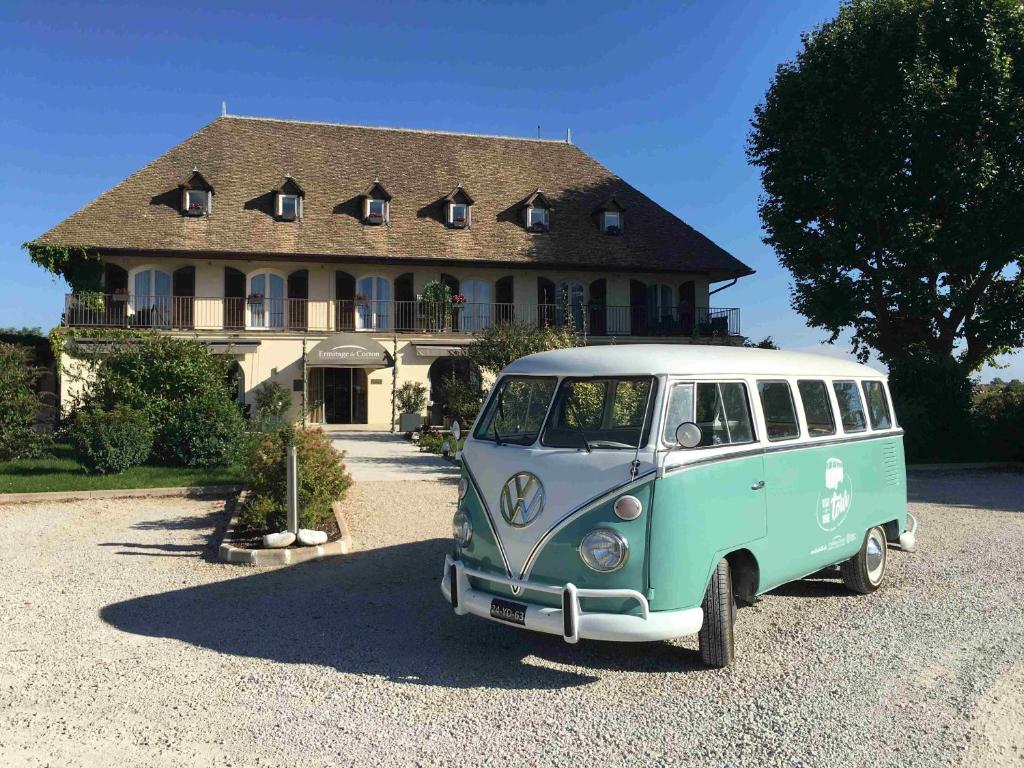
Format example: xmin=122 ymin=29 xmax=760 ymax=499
xmin=698 ymin=558 xmax=736 ymax=668
xmin=840 ymin=526 xmax=888 ymax=594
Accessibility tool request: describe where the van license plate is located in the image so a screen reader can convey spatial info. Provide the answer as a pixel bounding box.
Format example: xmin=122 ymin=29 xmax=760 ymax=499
xmin=490 ymin=598 xmax=527 ymax=626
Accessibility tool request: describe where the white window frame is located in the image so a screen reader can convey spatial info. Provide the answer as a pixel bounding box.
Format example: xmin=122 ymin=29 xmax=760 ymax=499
xmin=602 ymin=210 xmax=622 ymax=233
xmin=449 ymin=202 xmax=470 ymax=227
xmin=277 ymin=193 xmax=302 ymax=221
xmin=127 ymin=265 xmax=173 ymax=325
xmin=246 ymin=269 xmax=288 ymax=329
xmin=184 ymin=188 xmax=210 ymax=216
xmin=354 ymin=275 xmax=392 ymax=331
xmin=365 ymin=198 xmax=388 ymax=223
xmin=526 ymin=206 xmax=549 ymax=231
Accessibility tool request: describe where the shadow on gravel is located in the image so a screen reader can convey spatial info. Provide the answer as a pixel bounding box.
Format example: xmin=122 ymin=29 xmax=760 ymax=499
xmin=907 ymin=469 xmax=1024 ymax=513
xmin=99 ymin=535 xmax=705 ymax=689
xmin=99 ymin=504 xmax=231 ymax=563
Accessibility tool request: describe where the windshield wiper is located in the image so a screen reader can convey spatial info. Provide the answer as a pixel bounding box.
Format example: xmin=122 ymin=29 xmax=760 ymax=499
xmin=567 ymin=403 xmax=592 ymax=453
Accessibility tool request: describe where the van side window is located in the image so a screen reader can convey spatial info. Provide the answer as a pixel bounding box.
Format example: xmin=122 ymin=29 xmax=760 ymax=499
xmin=756 ymin=380 xmax=799 ymax=441
xmin=695 ymin=382 xmax=754 ymax=447
xmin=832 ymin=380 xmax=867 ymax=432
xmin=862 ymin=380 xmax=892 ymax=429
xmin=797 ymin=380 xmax=836 ymax=437
xmin=662 ymin=383 xmax=694 ymax=443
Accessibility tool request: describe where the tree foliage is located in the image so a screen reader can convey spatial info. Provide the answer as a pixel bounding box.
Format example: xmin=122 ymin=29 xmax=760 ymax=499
xmin=25 ymin=244 xmax=104 ymax=294
xmin=464 ymin=321 xmax=579 ymax=376
xmin=0 ymin=342 xmax=51 ymax=461
xmin=749 ymin=0 xmax=1024 ymax=373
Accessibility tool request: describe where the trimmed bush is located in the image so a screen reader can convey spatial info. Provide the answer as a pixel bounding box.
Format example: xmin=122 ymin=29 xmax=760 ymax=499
xmin=0 ymin=342 xmax=50 ymax=461
xmin=69 ymin=406 xmax=154 ymax=474
xmin=84 ymin=336 xmax=244 ymax=467
xmin=241 ymin=427 xmax=352 ymax=532
xmin=157 ymin=391 xmax=247 ymax=468
xmin=396 ymin=381 xmax=427 ymax=414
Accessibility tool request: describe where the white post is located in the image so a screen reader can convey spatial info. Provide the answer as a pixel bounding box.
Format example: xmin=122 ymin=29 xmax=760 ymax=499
xmin=286 ymin=444 xmax=298 ymax=534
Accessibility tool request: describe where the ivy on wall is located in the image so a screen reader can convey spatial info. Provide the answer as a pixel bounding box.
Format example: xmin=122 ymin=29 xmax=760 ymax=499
xmin=24 ymin=243 xmax=104 ymax=294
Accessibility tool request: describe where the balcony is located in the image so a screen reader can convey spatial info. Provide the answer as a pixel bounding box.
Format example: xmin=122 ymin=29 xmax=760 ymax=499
xmin=61 ymin=294 xmax=741 ymax=338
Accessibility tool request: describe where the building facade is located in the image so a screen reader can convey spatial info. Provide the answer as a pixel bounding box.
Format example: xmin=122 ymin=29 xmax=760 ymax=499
xmin=34 ymin=115 xmax=753 ymax=429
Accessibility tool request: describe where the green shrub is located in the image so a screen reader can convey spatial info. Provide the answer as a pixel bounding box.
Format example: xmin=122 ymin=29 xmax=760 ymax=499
xmin=416 ymin=431 xmax=464 ymax=455
xmin=157 ymin=391 xmax=247 ymax=468
xmin=441 ymin=374 xmax=484 ymax=426
xmin=396 ymin=381 xmax=428 ymax=414
xmin=84 ymin=336 xmax=244 ymax=467
xmin=242 ymin=427 xmax=352 ymax=531
xmin=69 ymin=406 xmax=154 ymax=474
xmin=973 ymin=385 xmax=1024 ymax=462
xmin=0 ymin=342 xmax=50 ymax=461
xmin=252 ymin=380 xmax=291 ymax=430
xmin=465 ymin=321 xmax=577 ymax=375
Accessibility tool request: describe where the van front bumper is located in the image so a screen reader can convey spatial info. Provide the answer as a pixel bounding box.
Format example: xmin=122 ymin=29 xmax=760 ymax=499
xmin=441 ymin=555 xmax=703 ymax=643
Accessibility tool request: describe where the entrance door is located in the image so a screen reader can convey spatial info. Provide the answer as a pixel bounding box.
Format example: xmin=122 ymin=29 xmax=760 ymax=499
xmin=323 ymin=368 xmax=368 ymax=424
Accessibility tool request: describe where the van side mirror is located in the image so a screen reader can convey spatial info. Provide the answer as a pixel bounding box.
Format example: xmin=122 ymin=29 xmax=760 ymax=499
xmin=451 ymin=420 xmax=461 ymax=441
xmin=675 ymin=421 xmax=702 ymax=449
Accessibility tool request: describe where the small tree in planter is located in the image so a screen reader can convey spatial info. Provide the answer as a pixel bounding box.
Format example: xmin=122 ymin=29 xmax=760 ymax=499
xmin=421 ymin=280 xmax=452 ymax=331
xmin=252 ymin=380 xmax=291 ymax=431
xmin=396 ymin=381 xmax=427 ymax=433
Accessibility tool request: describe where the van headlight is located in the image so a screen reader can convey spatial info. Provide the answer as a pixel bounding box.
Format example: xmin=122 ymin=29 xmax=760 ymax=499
xmin=613 ymin=494 xmax=642 ymax=521
xmin=452 ymin=508 xmax=472 ymax=547
xmin=458 ymin=477 xmax=468 ymax=500
xmin=579 ymin=528 xmax=628 ymax=572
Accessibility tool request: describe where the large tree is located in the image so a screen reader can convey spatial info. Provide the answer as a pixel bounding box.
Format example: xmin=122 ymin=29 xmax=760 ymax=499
xmin=748 ymin=0 xmax=1024 ymax=373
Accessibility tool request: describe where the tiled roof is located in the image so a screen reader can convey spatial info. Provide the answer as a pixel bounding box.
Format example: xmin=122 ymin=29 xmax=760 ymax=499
xmin=33 ymin=115 xmax=753 ymax=278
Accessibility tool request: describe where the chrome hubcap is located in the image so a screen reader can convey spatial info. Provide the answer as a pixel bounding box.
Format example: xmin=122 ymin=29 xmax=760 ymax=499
xmin=865 ymin=530 xmax=886 ymax=583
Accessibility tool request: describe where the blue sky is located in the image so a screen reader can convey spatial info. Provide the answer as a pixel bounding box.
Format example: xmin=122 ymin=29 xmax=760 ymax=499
xmin=2 ymin=0 xmax=1020 ymax=380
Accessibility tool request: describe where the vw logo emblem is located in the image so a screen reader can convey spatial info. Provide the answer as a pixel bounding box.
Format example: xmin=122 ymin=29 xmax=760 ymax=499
xmin=499 ymin=472 xmax=545 ymax=527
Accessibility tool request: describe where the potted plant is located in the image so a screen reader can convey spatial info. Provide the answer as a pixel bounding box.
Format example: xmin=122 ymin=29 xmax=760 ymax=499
xmin=396 ymin=381 xmax=427 ymax=434
xmin=247 ymin=292 xmax=265 ymax=305
xmin=111 ymin=287 xmax=129 ymax=303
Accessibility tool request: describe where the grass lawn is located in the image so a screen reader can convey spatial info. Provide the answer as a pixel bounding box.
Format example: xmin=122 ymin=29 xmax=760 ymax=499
xmin=0 ymin=444 xmax=242 ymax=494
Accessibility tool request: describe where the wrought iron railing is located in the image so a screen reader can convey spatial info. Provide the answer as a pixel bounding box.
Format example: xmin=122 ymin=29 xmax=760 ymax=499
xmin=62 ymin=294 xmax=740 ymax=337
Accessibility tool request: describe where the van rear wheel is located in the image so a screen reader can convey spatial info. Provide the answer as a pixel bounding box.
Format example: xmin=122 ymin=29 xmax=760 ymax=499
xmin=840 ymin=526 xmax=888 ymax=594
xmin=698 ymin=558 xmax=736 ymax=668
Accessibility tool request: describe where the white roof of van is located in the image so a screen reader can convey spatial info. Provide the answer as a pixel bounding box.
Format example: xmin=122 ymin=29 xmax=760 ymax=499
xmin=502 ymin=344 xmax=886 ymax=379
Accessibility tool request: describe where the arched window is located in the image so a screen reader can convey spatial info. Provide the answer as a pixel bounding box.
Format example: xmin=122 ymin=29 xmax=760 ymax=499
xmin=395 ymin=272 xmax=415 ymax=330
xmin=131 ymin=267 xmax=171 ymax=327
xmin=335 ymin=270 xmax=355 ymax=330
xmin=248 ymin=271 xmax=286 ymax=329
xmin=495 ymin=276 xmax=514 ymax=324
xmin=556 ymin=280 xmax=585 ymax=329
xmin=588 ymin=278 xmax=607 ymax=336
xmin=460 ymin=279 xmax=492 ymax=331
xmin=647 ymin=283 xmax=675 ymax=334
xmin=355 ymin=275 xmax=391 ymax=330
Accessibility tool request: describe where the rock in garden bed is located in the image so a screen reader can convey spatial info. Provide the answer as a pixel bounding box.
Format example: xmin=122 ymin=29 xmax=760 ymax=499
xmin=218 ymin=495 xmax=352 ymax=566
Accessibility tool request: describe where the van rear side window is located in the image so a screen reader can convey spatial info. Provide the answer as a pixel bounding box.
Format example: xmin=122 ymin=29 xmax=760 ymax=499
xmin=757 ymin=380 xmax=799 ymax=440
xmin=833 ymin=380 xmax=867 ymax=432
xmin=862 ymin=380 xmax=892 ymax=429
xmin=797 ymin=380 xmax=836 ymax=437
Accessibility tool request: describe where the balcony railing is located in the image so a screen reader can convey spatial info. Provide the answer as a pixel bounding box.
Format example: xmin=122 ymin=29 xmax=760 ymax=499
xmin=62 ymin=294 xmax=740 ymax=338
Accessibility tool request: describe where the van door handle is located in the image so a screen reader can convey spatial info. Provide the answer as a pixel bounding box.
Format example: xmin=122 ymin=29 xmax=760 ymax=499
xmin=751 ymin=480 xmax=765 ymax=491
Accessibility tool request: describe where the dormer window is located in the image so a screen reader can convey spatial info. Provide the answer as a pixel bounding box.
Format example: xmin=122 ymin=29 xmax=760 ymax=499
xmin=528 ymin=207 xmax=549 ymax=231
xmin=185 ymin=189 xmax=209 ymax=216
xmin=274 ymin=176 xmax=305 ymax=221
xmin=179 ymin=169 xmax=213 ymax=217
xmin=444 ymin=184 xmax=474 ymax=229
xmin=362 ymin=179 xmax=392 ymax=225
xmin=521 ymin=189 xmax=552 ymax=233
xmin=595 ymin=197 xmax=625 ymax=235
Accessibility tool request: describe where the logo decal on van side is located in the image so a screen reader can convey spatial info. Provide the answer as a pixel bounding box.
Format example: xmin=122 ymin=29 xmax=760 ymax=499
xmin=816 ymin=458 xmax=853 ymax=532
xmin=499 ymin=472 xmax=545 ymax=528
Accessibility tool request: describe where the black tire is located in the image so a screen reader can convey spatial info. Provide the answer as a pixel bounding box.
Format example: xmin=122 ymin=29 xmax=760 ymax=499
xmin=840 ymin=526 xmax=888 ymax=594
xmin=698 ymin=558 xmax=736 ymax=668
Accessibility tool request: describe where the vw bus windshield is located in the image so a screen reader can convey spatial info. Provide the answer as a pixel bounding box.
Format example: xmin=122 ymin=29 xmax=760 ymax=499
xmin=473 ymin=376 xmax=557 ymax=445
xmin=541 ymin=377 xmax=657 ymax=450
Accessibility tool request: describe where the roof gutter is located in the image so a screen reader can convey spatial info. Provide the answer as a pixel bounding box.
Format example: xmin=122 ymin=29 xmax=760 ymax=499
xmin=709 ymin=277 xmax=739 ymax=296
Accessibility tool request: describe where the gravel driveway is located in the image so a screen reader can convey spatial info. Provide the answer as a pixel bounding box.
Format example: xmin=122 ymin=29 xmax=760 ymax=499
xmin=1 ymin=470 xmax=1022 ymax=767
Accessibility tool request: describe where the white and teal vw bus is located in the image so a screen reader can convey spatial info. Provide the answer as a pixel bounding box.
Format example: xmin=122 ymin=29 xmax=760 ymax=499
xmin=441 ymin=345 xmax=917 ymax=668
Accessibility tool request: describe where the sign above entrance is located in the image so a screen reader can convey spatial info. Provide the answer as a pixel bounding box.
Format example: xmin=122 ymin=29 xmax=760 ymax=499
xmin=307 ymin=334 xmax=394 ymax=368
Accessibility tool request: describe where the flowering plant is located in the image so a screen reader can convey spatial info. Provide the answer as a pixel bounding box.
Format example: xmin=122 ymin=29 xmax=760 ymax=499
xmin=247 ymin=292 xmax=265 ymax=302
xmin=451 ymin=293 xmax=467 ymax=305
